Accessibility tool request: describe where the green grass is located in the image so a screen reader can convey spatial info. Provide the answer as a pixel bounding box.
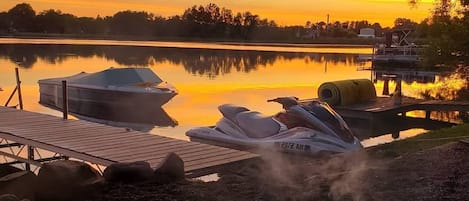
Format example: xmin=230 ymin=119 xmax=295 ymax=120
xmin=368 ymin=124 xmax=469 ymax=158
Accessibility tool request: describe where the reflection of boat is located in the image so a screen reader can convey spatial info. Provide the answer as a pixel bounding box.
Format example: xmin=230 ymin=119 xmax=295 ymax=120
xmin=186 ymin=97 xmax=362 ymax=155
xmin=70 ymin=106 xmax=178 ymax=132
xmin=38 ymin=67 xmax=178 ymax=118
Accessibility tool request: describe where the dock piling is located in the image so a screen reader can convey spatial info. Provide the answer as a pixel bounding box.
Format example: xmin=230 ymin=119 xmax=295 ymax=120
xmin=62 ymin=80 xmax=68 ymax=120
xmin=15 ymin=68 xmax=23 ymax=110
xmin=26 ymin=146 xmax=34 ymax=171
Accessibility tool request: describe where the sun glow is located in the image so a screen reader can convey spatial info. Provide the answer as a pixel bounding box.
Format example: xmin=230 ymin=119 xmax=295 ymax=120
xmin=0 ymin=0 xmax=434 ymax=27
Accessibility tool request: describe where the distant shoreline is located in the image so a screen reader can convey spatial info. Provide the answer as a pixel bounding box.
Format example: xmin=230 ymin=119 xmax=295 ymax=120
xmin=0 ymin=33 xmax=377 ymax=48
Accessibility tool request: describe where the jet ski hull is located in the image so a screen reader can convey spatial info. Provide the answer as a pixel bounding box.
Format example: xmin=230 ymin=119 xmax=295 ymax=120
xmin=187 ymin=123 xmax=362 ymax=155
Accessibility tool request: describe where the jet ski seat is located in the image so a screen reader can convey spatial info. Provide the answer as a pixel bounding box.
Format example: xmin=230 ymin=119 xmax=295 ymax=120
xmin=218 ymin=104 xmax=249 ymax=123
xmin=236 ymin=111 xmax=281 ymax=138
xmin=218 ymin=104 xmax=281 ymax=138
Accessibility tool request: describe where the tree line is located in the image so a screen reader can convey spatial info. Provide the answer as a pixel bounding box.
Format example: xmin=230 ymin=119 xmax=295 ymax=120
xmin=0 ymin=3 xmax=393 ymax=41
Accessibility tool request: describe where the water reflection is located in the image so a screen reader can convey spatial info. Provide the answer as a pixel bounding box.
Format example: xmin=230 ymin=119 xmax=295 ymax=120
xmin=372 ymin=69 xmax=442 ymax=84
xmin=40 ymin=103 xmax=178 ymax=132
xmin=0 ymin=44 xmax=362 ymax=78
xmin=348 ymin=116 xmax=455 ymax=140
xmin=372 ymin=67 xmax=468 ymax=101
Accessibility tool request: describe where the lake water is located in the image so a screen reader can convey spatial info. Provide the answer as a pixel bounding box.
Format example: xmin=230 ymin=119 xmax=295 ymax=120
xmin=0 ymin=38 xmax=465 ymax=147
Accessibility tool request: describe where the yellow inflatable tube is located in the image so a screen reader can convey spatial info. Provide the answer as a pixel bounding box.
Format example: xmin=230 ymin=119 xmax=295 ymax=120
xmin=318 ymin=79 xmax=376 ymax=106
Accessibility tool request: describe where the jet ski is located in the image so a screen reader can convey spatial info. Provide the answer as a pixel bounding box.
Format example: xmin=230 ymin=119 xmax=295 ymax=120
xmin=186 ymin=97 xmax=363 ymax=155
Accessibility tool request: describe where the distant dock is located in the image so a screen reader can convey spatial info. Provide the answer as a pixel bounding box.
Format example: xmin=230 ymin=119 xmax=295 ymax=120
xmin=301 ymin=96 xmax=469 ymax=138
xmin=302 ymin=96 xmax=469 ymax=121
xmin=0 ymin=106 xmax=258 ymax=177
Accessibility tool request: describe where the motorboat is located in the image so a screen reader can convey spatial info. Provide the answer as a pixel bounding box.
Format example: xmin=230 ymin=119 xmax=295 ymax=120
xmin=186 ymin=97 xmax=363 ymax=155
xmin=371 ymin=29 xmax=423 ymax=67
xmin=38 ymin=67 xmax=177 ymax=119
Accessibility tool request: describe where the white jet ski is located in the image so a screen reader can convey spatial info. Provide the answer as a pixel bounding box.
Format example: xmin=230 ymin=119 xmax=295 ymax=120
xmin=186 ymin=97 xmax=363 ymax=155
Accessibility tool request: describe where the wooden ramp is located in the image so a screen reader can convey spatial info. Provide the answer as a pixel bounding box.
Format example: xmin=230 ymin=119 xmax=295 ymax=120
xmin=0 ymin=106 xmax=258 ymax=177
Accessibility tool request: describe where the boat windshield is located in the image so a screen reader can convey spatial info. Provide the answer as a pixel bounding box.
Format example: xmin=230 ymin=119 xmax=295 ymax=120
xmin=302 ymin=101 xmax=355 ymax=142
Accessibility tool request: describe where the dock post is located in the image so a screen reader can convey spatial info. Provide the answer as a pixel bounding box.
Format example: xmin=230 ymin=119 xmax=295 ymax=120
xmin=26 ymin=146 xmax=34 ymax=171
xmin=15 ymin=68 xmax=23 ymax=110
xmin=62 ymin=80 xmax=68 ymax=120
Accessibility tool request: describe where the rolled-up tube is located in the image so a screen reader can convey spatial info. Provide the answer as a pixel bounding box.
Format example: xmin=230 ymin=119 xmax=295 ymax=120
xmin=318 ymin=82 xmax=341 ymax=106
xmin=318 ymin=79 xmax=376 ymax=106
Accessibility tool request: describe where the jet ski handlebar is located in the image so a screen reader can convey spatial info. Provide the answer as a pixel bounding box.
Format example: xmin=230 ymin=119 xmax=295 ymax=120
xmin=267 ymin=97 xmax=299 ymax=110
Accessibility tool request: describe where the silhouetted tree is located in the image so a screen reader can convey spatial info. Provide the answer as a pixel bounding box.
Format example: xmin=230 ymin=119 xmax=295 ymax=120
xmin=414 ymin=19 xmax=429 ymax=38
xmin=371 ymin=23 xmax=383 ymax=37
xmin=0 ymin=12 xmax=9 ymax=33
xmin=110 ymin=10 xmax=153 ymax=36
xmin=393 ymin=18 xmax=418 ymax=29
xmin=409 ymin=0 xmax=469 ymax=67
xmin=36 ymin=9 xmax=65 ymax=33
xmin=8 ymin=3 xmax=35 ymax=32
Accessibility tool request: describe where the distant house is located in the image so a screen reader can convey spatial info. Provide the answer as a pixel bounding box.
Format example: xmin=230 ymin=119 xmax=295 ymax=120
xmin=358 ymin=28 xmax=375 ymax=38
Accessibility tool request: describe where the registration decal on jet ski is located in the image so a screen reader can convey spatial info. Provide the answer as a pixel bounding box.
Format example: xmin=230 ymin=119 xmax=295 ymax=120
xmin=275 ymin=142 xmax=311 ymax=151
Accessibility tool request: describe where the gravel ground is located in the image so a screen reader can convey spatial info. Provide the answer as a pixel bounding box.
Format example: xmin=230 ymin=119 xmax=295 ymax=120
xmin=90 ymin=141 xmax=469 ymax=201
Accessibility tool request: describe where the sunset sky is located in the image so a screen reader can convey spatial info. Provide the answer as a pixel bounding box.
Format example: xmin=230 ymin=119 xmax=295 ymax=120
xmin=0 ymin=0 xmax=435 ymax=27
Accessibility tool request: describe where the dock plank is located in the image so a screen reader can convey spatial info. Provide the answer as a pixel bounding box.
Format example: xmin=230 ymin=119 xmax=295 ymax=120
xmin=106 ymin=142 xmax=208 ymax=161
xmin=149 ymin=147 xmax=240 ymax=164
xmin=96 ymin=140 xmax=195 ymax=159
xmin=147 ymin=150 xmax=253 ymax=170
xmin=65 ymin=135 xmax=174 ymax=151
xmin=185 ymin=153 xmax=257 ymax=172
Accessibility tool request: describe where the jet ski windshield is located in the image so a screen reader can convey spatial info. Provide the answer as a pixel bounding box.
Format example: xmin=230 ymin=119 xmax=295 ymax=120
xmin=300 ymin=101 xmax=355 ymax=143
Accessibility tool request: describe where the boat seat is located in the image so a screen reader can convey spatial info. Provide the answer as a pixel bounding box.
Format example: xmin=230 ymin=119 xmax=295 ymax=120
xmin=236 ymin=111 xmax=280 ymax=138
xmin=218 ymin=104 xmax=249 ymax=123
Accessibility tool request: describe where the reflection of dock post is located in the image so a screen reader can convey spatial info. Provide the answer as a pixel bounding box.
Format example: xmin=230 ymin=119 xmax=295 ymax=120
xmin=395 ymin=78 xmax=402 ymax=94
xmin=392 ymin=131 xmax=400 ymax=139
xmin=425 ymin=111 xmax=431 ymax=119
xmin=393 ymin=77 xmax=402 ymax=105
xmin=382 ymin=78 xmax=390 ymax=95
xmin=382 ymin=74 xmax=397 ymax=96
xmin=62 ymin=80 xmax=68 ymax=120
xmin=324 ymin=60 xmax=328 ymax=73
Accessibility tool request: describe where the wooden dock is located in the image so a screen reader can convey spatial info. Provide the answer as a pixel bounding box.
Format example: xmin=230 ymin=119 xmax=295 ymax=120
xmin=302 ymin=96 xmax=469 ymax=121
xmin=0 ymin=106 xmax=258 ymax=177
xmin=301 ymin=96 xmax=469 ymax=139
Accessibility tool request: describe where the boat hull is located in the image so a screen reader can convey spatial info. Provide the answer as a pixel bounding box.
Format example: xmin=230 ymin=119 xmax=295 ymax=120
xmin=39 ymin=83 xmax=176 ymax=121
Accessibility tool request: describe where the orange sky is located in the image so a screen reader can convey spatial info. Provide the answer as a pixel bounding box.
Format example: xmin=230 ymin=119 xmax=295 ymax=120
xmin=0 ymin=0 xmax=434 ymax=27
